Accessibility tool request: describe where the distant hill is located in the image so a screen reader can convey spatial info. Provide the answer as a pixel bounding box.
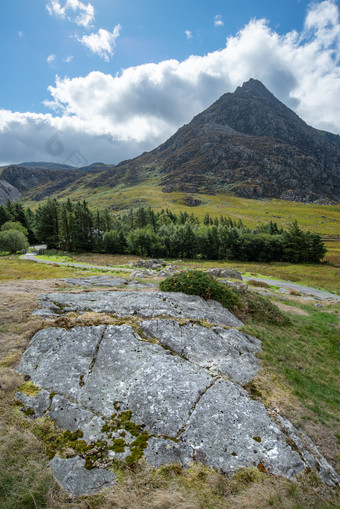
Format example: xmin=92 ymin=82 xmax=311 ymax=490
xmin=18 ymin=162 xmax=76 ymax=171
xmin=1 ymin=79 xmax=340 ymax=205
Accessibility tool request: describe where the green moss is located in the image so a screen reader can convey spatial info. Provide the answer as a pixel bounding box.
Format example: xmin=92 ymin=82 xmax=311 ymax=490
xmin=24 ymin=408 xmax=35 ymax=416
xmin=19 ymin=381 xmax=41 ymax=396
xmin=112 ymin=438 xmax=126 ymax=453
xmin=125 ymin=433 xmax=149 ymax=463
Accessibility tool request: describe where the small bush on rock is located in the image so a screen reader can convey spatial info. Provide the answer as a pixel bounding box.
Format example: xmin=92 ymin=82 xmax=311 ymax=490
xmin=159 ymin=270 xmax=239 ymax=311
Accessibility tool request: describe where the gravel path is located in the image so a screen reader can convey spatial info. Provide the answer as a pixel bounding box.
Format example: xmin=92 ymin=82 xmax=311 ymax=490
xmin=21 ymin=253 xmax=133 ymax=273
xmin=242 ymin=276 xmax=340 ymax=302
xmin=22 ymin=252 xmax=339 ymax=302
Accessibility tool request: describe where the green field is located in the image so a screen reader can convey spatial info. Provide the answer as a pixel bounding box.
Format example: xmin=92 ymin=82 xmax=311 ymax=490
xmin=22 ymin=185 xmax=340 ymax=236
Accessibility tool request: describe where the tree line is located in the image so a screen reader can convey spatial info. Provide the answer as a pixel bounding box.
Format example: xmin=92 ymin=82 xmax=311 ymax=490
xmin=0 ymin=199 xmax=326 ymax=263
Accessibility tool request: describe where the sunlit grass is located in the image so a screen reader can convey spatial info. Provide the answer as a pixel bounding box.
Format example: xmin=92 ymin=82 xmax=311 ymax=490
xmin=21 ymin=185 xmax=340 ymax=235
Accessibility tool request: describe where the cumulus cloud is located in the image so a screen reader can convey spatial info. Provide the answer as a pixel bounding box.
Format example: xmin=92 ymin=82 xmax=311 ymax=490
xmin=47 ymin=54 xmax=56 ymax=64
xmin=1 ymin=0 xmax=340 ymax=165
xmin=185 ymin=30 xmax=192 ymax=39
xmin=46 ymin=0 xmax=95 ymax=27
xmin=78 ymin=25 xmax=121 ymax=61
xmin=214 ymin=15 xmax=224 ymax=27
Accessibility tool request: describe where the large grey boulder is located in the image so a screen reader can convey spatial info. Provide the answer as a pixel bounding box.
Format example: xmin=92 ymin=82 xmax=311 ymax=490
xmin=18 ymin=324 xmax=312 ymax=487
xmin=35 ymin=290 xmax=244 ymax=327
xmin=50 ymin=456 xmax=116 ymax=496
xmin=140 ymin=319 xmax=261 ymax=384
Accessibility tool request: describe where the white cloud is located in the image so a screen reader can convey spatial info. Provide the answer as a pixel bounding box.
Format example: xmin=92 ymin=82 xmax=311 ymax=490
xmin=63 ymin=55 xmax=74 ymax=63
xmin=46 ymin=0 xmax=95 ymax=27
xmin=78 ymin=25 xmax=121 ymax=61
xmin=18 ymin=31 xmax=24 ymax=37
xmin=214 ymin=15 xmax=224 ymax=27
xmin=1 ymin=0 xmax=340 ymax=165
xmin=185 ymin=30 xmax=192 ymax=40
xmin=47 ymin=54 xmax=56 ymax=64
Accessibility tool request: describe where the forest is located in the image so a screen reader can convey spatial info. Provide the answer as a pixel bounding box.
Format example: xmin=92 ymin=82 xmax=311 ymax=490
xmin=0 ymin=199 xmax=326 ymax=263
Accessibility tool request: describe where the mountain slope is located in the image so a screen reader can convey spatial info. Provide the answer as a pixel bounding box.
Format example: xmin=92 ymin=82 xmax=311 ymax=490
xmin=104 ymin=78 xmax=339 ymax=202
xmin=2 ymin=79 xmax=340 ymax=204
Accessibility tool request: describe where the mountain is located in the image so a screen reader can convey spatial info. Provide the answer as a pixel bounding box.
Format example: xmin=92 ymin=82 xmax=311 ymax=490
xmin=103 ymin=78 xmax=340 ymax=203
xmin=1 ymin=79 xmax=340 ymax=205
xmin=0 ymin=179 xmax=21 ymax=204
xmin=18 ymin=162 xmax=76 ymax=171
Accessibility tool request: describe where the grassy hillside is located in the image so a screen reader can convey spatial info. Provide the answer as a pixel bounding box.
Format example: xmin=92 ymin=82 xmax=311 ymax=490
xmin=21 ymin=182 xmax=340 ymax=236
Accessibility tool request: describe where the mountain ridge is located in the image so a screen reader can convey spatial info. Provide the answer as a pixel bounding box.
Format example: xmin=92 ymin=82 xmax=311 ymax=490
xmin=1 ymin=79 xmax=340 ymax=204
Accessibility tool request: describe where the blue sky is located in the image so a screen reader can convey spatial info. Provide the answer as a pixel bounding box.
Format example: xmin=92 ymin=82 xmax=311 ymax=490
xmin=0 ymin=0 xmax=339 ymax=166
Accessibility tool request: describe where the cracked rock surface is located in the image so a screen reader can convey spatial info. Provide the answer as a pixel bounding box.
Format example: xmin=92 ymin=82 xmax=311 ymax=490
xmin=34 ymin=290 xmax=244 ymax=327
xmin=16 ymin=288 xmax=338 ymax=495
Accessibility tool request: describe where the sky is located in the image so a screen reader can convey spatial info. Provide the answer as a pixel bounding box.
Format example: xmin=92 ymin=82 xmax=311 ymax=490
xmin=0 ymin=0 xmax=340 ymax=167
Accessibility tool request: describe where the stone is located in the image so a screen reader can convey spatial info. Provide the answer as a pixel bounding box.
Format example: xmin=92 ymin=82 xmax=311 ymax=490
xmin=62 ymin=276 xmax=128 ymax=287
xmin=50 ymin=456 xmax=116 ymax=496
xmin=80 ymin=325 xmax=213 ymax=435
xmin=140 ymin=320 xmax=261 ymax=384
xmin=207 ymin=268 xmax=243 ymax=280
xmin=18 ymin=326 xmax=106 ymax=400
xmin=49 ymin=395 xmax=106 ymax=443
xmin=181 ymin=380 xmax=305 ymax=479
xmin=15 ymin=389 xmax=50 ymax=417
xmin=35 ymin=291 xmax=244 ymax=328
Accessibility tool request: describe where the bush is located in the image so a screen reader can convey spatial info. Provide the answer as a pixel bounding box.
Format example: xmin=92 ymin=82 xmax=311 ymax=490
xmin=159 ymin=270 xmax=239 ymax=311
xmin=0 ymin=229 xmax=29 ymax=253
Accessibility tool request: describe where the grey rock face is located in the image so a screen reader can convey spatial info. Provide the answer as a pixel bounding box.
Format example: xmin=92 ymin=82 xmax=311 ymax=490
xmin=79 ymin=325 xmax=213 ymax=435
xmin=18 ymin=326 xmax=106 ymax=400
xmin=140 ymin=320 xmax=261 ymax=384
xmin=207 ymin=268 xmax=243 ymax=280
xmin=16 ymin=287 xmax=339 ymax=493
xmin=50 ymin=456 xmax=116 ymax=496
xmin=15 ymin=389 xmax=50 ymax=417
xmin=0 ymin=179 xmax=21 ymax=205
xmin=181 ymin=380 xmax=305 ymax=479
xmin=35 ymin=290 xmax=244 ymax=327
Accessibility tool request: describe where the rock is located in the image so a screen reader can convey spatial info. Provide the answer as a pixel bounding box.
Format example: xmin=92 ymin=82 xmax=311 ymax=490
xmin=15 ymin=389 xmax=50 ymax=417
xmin=35 ymin=291 xmax=244 ymax=327
xmin=130 ymin=269 xmax=156 ymax=278
xmin=49 ymin=395 xmax=107 ymax=443
xmin=140 ymin=320 xmax=261 ymax=384
xmin=183 ymin=195 xmax=201 ymax=207
xmin=181 ymin=380 xmax=305 ymax=479
xmin=133 ymin=259 xmax=166 ymax=269
xmin=61 ymin=276 xmax=128 ymax=287
xmin=18 ymin=326 xmax=106 ymax=400
xmin=145 ymin=438 xmax=193 ymax=468
xmin=50 ymin=456 xmax=116 ymax=496
xmin=275 ymin=415 xmax=339 ymax=487
xmin=79 ymin=325 xmax=213 ymax=434
xmin=207 ymin=268 xmax=243 ymax=280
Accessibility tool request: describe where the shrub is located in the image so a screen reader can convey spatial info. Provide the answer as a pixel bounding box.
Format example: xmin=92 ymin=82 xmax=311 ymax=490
xmin=160 ymin=270 xmax=239 ymax=311
xmin=0 ymin=229 xmax=29 ymax=253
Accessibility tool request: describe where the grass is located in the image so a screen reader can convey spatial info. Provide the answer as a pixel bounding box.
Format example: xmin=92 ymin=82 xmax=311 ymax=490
xmin=33 ymin=251 xmax=340 ymax=294
xmin=22 ymin=185 xmax=340 ymax=235
xmin=0 ymin=259 xmax=339 ymax=508
xmin=0 ymin=255 xmax=113 ymax=281
xmin=246 ymin=302 xmax=340 ymax=421
xmin=177 ymin=259 xmax=340 ymax=294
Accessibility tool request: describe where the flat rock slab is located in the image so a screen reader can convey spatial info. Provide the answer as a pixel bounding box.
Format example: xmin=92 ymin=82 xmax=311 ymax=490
xmin=18 ymin=323 xmax=312 ymax=490
xmin=35 ymin=290 xmax=244 ymax=327
xmin=62 ymin=276 xmax=156 ymax=289
xmin=141 ymin=320 xmax=261 ymax=384
xmin=50 ymin=456 xmax=116 ymax=496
